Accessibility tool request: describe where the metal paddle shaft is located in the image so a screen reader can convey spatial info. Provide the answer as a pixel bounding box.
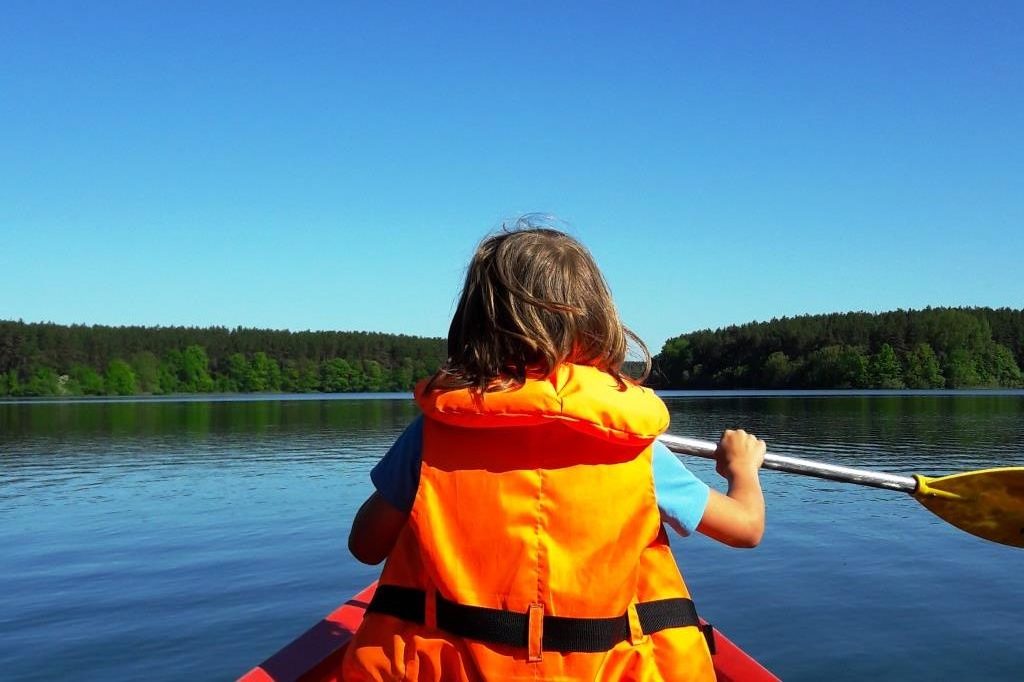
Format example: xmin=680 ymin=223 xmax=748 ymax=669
xmin=659 ymin=433 xmax=1024 ymax=548
xmin=658 ymin=434 xmax=917 ymax=493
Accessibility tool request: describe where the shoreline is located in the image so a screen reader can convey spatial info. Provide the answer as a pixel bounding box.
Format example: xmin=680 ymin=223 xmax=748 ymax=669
xmin=3 ymin=387 xmax=1023 ymax=406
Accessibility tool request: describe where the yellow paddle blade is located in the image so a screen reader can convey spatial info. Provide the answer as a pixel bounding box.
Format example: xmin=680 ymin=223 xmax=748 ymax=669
xmin=914 ymin=468 xmax=1024 ymax=548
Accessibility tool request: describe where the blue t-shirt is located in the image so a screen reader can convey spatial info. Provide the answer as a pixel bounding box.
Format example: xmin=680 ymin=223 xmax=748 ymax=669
xmin=371 ymin=416 xmax=710 ymax=537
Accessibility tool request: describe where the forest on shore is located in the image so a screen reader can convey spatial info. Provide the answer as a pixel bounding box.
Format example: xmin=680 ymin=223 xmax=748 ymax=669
xmin=1 ymin=307 xmax=1022 ymax=397
xmin=652 ymin=307 xmax=1024 ymax=389
xmin=0 ymin=321 xmax=443 ymax=397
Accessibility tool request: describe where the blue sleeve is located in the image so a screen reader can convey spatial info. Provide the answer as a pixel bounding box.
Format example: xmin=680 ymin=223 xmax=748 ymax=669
xmin=652 ymin=440 xmax=710 ymax=537
xmin=370 ymin=416 xmax=423 ymax=512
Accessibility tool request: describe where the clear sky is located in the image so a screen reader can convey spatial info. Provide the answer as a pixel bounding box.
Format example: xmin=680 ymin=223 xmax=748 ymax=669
xmin=2 ymin=2 xmax=1021 ymax=353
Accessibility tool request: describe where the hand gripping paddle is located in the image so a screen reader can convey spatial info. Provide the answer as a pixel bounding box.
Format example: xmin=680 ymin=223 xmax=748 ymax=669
xmin=659 ymin=434 xmax=1024 ymax=548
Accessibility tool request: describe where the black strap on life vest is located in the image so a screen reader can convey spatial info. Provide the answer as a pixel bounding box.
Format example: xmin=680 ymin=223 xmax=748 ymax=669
xmin=366 ymin=584 xmax=714 ymax=654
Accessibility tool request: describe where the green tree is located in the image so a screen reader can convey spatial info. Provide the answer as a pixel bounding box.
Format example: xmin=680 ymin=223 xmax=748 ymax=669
xmin=130 ymin=351 xmax=161 ymax=393
xmin=282 ymin=359 xmax=320 ymax=392
xmin=281 ymin=360 xmax=298 ymax=391
xmin=212 ymin=374 xmax=234 ymax=392
xmin=362 ymin=359 xmax=386 ymax=392
xmin=321 ymin=358 xmax=357 ymax=392
xmin=759 ymin=351 xmax=793 ymax=388
xmin=180 ymin=345 xmax=214 ymax=392
xmin=18 ymin=366 xmax=61 ymax=396
xmin=248 ymin=352 xmax=281 ymax=392
xmin=944 ymin=348 xmax=981 ymax=388
xmin=869 ymin=343 xmax=904 ymax=388
xmin=105 ymin=359 xmax=137 ymax=395
xmin=976 ymin=342 xmax=1023 ymax=387
xmin=70 ymin=363 xmax=105 ymax=395
xmin=657 ymin=337 xmax=695 ymax=386
xmin=159 ymin=350 xmax=183 ymax=394
xmin=839 ymin=346 xmax=870 ymax=388
xmin=391 ymin=357 xmax=416 ymax=391
xmin=1 ymin=369 xmax=20 ymax=396
xmin=297 ymin=360 xmax=320 ymax=392
xmin=220 ymin=352 xmax=248 ymax=392
xmin=918 ymin=309 xmax=991 ymax=356
xmin=802 ymin=345 xmax=868 ymax=388
xmin=903 ymin=343 xmax=944 ymax=388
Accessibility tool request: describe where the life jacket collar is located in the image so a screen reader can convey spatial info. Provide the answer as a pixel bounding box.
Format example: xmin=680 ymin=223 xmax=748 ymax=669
xmin=415 ymin=363 xmax=669 ymax=444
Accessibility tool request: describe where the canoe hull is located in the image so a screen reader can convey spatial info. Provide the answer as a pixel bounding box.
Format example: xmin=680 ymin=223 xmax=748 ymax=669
xmin=241 ymin=582 xmax=779 ymax=682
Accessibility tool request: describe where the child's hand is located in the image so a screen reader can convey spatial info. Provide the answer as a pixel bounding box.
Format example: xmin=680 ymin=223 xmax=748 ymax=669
xmin=699 ymin=429 xmax=767 ymax=548
xmin=715 ymin=429 xmax=766 ymax=481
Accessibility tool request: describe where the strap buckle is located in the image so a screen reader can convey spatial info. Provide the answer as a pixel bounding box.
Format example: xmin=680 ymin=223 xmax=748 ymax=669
xmin=527 ymin=603 xmax=544 ymax=662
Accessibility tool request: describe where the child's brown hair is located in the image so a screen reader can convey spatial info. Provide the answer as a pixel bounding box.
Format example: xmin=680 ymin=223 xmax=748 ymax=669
xmin=426 ymin=218 xmax=650 ymax=393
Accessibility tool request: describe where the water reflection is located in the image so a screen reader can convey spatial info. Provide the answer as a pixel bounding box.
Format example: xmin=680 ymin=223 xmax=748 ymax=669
xmin=0 ymin=395 xmax=420 ymax=440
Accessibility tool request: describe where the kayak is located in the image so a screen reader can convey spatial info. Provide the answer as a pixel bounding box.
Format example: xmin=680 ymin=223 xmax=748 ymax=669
xmin=239 ymin=581 xmax=779 ymax=682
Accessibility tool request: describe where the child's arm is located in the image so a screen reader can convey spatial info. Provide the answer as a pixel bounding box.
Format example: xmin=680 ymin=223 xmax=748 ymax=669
xmin=696 ymin=429 xmax=766 ymax=548
xmin=348 ymin=491 xmax=409 ymax=565
xmin=349 ymin=416 xmax=422 ymax=564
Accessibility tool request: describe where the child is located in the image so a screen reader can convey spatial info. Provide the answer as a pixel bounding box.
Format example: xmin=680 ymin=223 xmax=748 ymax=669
xmin=343 ymin=223 xmax=765 ymax=681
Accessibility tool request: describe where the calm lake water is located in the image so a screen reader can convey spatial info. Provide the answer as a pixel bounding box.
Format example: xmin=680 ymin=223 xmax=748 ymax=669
xmin=2 ymin=391 xmax=1022 ymax=681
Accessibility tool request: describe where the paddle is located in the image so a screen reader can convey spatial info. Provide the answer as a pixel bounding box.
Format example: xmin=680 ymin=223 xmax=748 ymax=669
xmin=658 ymin=434 xmax=1024 ymax=549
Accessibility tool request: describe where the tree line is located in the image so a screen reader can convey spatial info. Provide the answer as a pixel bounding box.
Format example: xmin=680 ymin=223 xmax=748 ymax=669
xmin=0 ymin=321 xmax=444 ymax=397
xmin=653 ymin=307 xmax=1024 ymax=389
xmin=4 ymin=307 xmax=1023 ymax=397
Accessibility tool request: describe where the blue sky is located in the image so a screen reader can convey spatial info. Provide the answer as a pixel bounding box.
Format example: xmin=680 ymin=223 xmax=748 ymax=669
xmin=2 ymin=2 xmax=1021 ymax=353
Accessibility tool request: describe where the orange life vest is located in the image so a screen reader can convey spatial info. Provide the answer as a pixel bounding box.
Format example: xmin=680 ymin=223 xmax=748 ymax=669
xmin=342 ymin=364 xmax=714 ymax=681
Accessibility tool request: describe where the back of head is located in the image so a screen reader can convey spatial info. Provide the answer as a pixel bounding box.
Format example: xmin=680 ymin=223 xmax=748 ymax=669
xmin=429 ymin=217 xmax=650 ymax=393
